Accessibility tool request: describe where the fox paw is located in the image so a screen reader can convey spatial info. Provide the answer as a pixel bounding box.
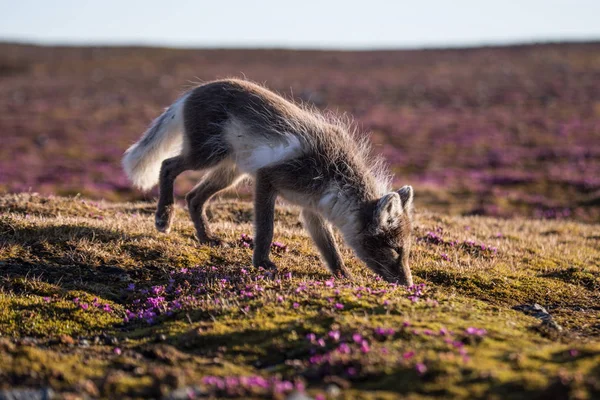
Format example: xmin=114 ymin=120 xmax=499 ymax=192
xmin=254 ymin=259 xmax=278 ymax=271
xmin=198 ymin=236 xmax=229 ymax=248
xmin=155 ymin=216 xmax=173 ymax=233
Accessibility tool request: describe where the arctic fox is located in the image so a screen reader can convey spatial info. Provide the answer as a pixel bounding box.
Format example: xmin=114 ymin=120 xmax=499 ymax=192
xmin=122 ymin=79 xmax=414 ymax=285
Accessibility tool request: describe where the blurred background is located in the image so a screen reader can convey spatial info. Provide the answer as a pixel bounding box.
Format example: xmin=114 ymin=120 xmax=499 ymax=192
xmin=1 ymin=0 xmax=599 ymax=222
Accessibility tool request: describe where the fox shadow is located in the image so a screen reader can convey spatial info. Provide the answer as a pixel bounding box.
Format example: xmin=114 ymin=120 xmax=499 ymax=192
xmin=0 ymin=219 xmax=328 ymax=302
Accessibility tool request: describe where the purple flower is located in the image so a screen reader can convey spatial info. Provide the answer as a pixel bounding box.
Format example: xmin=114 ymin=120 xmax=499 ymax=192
xmin=293 ymin=302 xmax=300 ymax=309
xmin=335 ymin=303 xmax=344 ymax=310
xmin=352 ymin=333 xmax=363 ymax=343
xmin=569 ymin=349 xmax=579 ymax=357
xmin=338 ymin=343 xmax=351 ymax=354
xmin=408 ymin=295 xmax=420 ymax=303
xmin=328 ymin=330 xmax=340 ymax=341
xmin=80 ymin=303 xmax=89 ymax=310
xmin=113 ymin=347 xmax=122 ymax=355
xmin=465 ymin=327 xmax=487 ymax=336
xmin=374 ymin=327 xmax=395 ymax=337
xmin=415 ymin=362 xmax=427 ymax=375
xmin=360 ymin=340 xmax=370 ymax=353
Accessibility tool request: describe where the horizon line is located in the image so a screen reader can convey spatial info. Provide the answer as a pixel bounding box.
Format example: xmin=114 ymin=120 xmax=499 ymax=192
xmin=2 ymin=36 xmax=599 ymax=52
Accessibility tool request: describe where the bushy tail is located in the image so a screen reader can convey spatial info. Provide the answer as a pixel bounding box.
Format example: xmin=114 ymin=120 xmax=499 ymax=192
xmin=122 ymin=96 xmax=187 ymax=191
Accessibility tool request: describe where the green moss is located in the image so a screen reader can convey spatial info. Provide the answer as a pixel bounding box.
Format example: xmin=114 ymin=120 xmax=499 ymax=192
xmin=1 ymin=194 xmax=599 ymax=398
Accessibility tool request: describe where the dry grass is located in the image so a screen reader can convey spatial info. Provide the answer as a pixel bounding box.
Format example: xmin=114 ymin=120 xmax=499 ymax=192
xmin=0 ymin=193 xmax=599 ymax=399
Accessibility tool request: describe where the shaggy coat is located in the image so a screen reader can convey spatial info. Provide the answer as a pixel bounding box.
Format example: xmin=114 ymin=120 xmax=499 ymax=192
xmin=123 ymin=79 xmax=414 ymax=285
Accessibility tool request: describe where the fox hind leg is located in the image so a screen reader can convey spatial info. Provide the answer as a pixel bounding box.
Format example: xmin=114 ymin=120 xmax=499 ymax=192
xmin=186 ymin=163 xmax=244 ymax=245
xmin=155 ymin=155 xmax=189 ymax=233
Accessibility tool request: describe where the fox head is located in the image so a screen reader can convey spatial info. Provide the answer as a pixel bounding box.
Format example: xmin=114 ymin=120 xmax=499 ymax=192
xmin=354 ymin=185 xmax=414 ymax=286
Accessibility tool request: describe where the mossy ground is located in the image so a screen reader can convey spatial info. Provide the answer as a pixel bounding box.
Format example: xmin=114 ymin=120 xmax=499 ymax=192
xmin=0 ymin=193 xmax=599 ymax=399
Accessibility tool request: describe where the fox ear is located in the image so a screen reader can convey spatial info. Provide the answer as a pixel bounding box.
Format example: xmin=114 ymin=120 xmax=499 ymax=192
xmin=375 ymin=192 xmax=402 ymax=229
xmin=397 ymin=185 xmax=414 ymax=213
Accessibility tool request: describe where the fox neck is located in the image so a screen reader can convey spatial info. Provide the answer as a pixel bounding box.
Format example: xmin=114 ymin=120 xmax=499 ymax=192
xmin=317 ymin=180 xmax=382 ymax=244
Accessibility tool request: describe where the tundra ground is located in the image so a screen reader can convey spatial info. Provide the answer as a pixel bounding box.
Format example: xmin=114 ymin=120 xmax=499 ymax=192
xmin=0 ymin=193 xmax=598 ymax=399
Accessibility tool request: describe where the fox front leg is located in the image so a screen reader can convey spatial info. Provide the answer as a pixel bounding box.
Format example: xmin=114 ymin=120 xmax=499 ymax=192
xmin=301 ymin=209 xmax=351 ymax=279
xmin=252 ymin=171 xmax=278 ymax=271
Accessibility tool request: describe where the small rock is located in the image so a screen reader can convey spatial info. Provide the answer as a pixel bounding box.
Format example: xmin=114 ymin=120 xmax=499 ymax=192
xmin=286 ymin=391 xmax=315 ymax=400
xmin=326 ymin=384 xmax=341 ymax=398
xmin=513 ymin=303 xmax=551 ymax=320
xmin=101 ymin=334 xmax=119 ymax=346
xmin=0 ymin=387 xmax=54 ymax=400
xmin=79 ymin=339 xmax=90 ymax=347
xmin=164 ymin=386 xmax=206 ymax=400
xmin=541 ymin=319 xmax=563 ymax=332
xmin=59 ymin=335 xmax=75 ymax=346
xmin=76 ymin=379 xmax=99 ymax=397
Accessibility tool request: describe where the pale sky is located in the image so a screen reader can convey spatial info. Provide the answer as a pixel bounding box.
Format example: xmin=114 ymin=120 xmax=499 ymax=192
xmin=1 ymin=0 xmax=599 ymax=49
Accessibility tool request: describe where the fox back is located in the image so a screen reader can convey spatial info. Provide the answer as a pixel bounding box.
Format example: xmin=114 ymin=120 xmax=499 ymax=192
xmin=122 ymin=79 xmax=415 ymax=285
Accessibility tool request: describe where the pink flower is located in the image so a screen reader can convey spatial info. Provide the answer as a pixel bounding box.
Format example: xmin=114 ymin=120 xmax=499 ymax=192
xmin=293 ymin=302 xmax=300 ymax=309
xmin=43 ymin=297 xmax=50 ymax=303
xmin=337 ymin=343 xmax=351 ymax=354
xmin=328 ymin=330 xmax=340 ymax=341
xmin=113 ymin=347 xmax=122 ymax=355
xmin=360 ymin=340 xmax=370 ymax=353
xmin=465 ymin=327 xmax=487 ymax=336
xmin=403 ymin=351 xmax=415 ymax=360
xmin=335 ymin=303 xmax=344 ymax=310
xmin=80 ymin=303 xmax=89 ymax=310
xmin=352 ymin=333 xmax=362 ymax=343
xmin=415 ymin=362 xmax=427 ymax=375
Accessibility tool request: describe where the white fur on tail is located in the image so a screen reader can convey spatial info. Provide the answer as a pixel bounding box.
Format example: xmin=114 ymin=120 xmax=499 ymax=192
xmin=122 ymin=96 xmax=187 ymax=191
